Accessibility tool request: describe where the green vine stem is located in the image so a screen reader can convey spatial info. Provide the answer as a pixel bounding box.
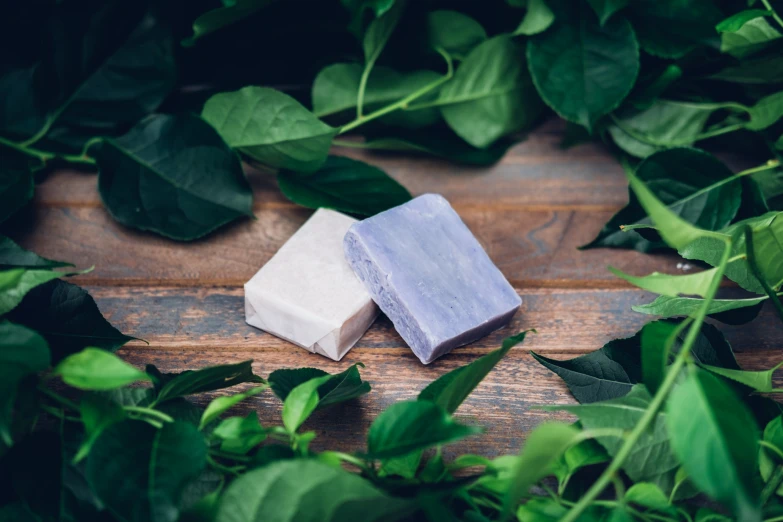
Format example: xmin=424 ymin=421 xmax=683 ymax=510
xmin=340 ymin=47 xmax=453 ymax=134
xmin=744 ymin=224 xmax=783 ymax=324
xmin=561 ymin=239 xmax=732 ymax=522
xmin=761 ymin=0 xmax=783 ymax=30
xmin=762 ymin=465 xmax=783 ymax=505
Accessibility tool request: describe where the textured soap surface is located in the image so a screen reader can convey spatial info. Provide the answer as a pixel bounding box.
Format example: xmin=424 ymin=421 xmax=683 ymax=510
xmin=245 ymin=208 xmax=378 ymax=361
xmin=344 ymin=194 xmax=521 ymax=364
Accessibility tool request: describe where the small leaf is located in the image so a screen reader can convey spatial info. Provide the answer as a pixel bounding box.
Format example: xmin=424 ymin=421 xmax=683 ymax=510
xmin=212 ymin=412 xmax=267 ymax=455
xmin=0 ymin=268 xmax=64 ymax=315
xmin=609 ymin=265 xmax=719 ymax=298
xmin=362 ymin=0 xmax=405 ymax=65
xmin=282 ymin=374 xmax=332 ymax=433
xmin=7 ymin=279 xmax=134 ymax=363
xmin=54 ymin=347 xmax=150 ymax=390
xmin=716 ymin=10 xmax=772 ymax=32
xmin=418 ymin=330 xmax=532 ymax=413
xmin=640 ymin=320 xmax=682 ymax=394
xmin=438 ymin=36 xmax=542 ymax=147
xmin=86 ymin=420 xmax=208 ymax=522
xmin=199 ymin=386 xmax=267 ymax=430
xmin=74 ymin=393 xmax=126 ymax=462
xmin=720 ymin=16 xmax=781 ymax=59
xmin=633 ymin=295 xmax=766 ymax=324
xmin=702 ymin=362 xmax=783 ymax=393
xmin=746 ymin=91 xmax=783 ymax=131
xmin=527 ymin=3 xmax=639 ymax=130
xmin=514 ymin=0 xmax=555 ymax=36
xmin=278 ymin=155 xmax=411 ymax=216
xmin=214 ymin=460 xmax=413 ymax=522
xmin=666 ymin=369 xmax=761 ymax=519
xmin=427 ymin=10 xmax=486 ymax=58
xmin=366 ymin=400 xmax=482 ymax=459
xmin=94 ymin=113 xmax=253 ymax=241
xmin=184 ymin=0 xmax=275 ymax=45
xmin=586 ymin=0 xmax=629 ymax=25
xmin=764 ymin=416 xmax=783 ymax=456
xmin=0 ymin=236 xmax=72 ymax=270
xmin=203 ymin=86 xmax=337 ymax=173
xmin=153 ymin=360 xmax=264 ymax=404
xmin=625 ymin=482 xmax=673 ymax=513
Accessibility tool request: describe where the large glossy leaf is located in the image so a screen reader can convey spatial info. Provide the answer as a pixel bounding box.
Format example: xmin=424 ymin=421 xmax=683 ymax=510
xmin=366 ymin=400 xmax=482 ymax=459
xmin=550 ymin=385 xmax=681 ymax=492
xmin=0 ymin=236 xmax=72 ymax=270
xmin=7 ymin=279 xmax=134 ymax=363
xmin=203 ymin=86 xmax=337 ymax=173
xmin=720 ymin=16 xmax=781 ymax=59
xmin=666 ymin=370 xmax=761 ymax=519
xmin=0 ymin=149 xmax=34 ymax=224
xmin=438 ymin=36 xmax=541 ymax=148
xmin=214 ymin=460 xmax=413 ymax=522
xmin=633 ymin=294 xmax=766 ymax=324
xmin=418 ymin=330 xmax=531 ymax=413
xmin=0 ymin=321 xmax=49 ymax=446
xmin=151 ymin=360 xmax=264 ymax=404
xmin=527 ymin=2 xmax=638 ymax=130
xmin=584 ymin=148 xmax=740 ymax=251
xmin=94 ymin=113 xmax=253 ymax=241
xmin=427 ymin=10 xmax=486 ymax=59
xmin=608 ymin=100 xmax=713 ymax=158
xmin=5 ymin=7 xmax=175 ymax=153
xmin=268 ymin=364 xmax=371 ymax=409
xmin=312 ymin=64 xmax=441 ymax=129
xmin=278 ymin=155 xmax=411 ymax=216
xmin=53 ymin=347 xmax=150 ymax=390
xmin=0 ymin=268 xmax=63 ymax=315
xmin=86 ymin=420 xmax=207 ymax=522
xmin=626 ymin=0 xmax=722 ymax=59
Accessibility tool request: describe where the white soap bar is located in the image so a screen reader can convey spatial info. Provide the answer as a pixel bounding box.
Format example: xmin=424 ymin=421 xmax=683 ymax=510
xmin=244 ymin=208 xmax=378 ymax=361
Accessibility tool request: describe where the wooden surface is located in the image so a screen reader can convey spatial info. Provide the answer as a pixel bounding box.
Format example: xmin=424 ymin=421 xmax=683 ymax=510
xmin=14 ymin=121 xmax=783 ymax=459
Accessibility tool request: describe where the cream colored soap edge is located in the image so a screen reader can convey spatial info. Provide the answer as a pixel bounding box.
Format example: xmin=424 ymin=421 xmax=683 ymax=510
xmin=243 ymin=208 xmax=379 ymax=361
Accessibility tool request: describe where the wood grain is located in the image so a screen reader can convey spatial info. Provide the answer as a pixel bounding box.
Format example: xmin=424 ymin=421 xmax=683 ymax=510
xmin=12 ymin=205 xmax=680 ymax=287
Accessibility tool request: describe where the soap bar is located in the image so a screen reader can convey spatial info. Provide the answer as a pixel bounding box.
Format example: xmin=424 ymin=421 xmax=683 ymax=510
xmin=344 ymin=194 xmax=521 ymax=364
xmin=245 ymin=208 xmax=378 ymax=361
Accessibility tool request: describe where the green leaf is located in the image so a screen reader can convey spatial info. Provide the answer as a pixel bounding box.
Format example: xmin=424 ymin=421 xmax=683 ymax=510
xmin=702 ymin=362 xmax=783 ymax=393
xmin=527 ymin=3 xmax=639 ymax=130
xmin=94 ymin=113 xmax=253 ymax=241
xmin=153 ymin=360 xmax=264 ymax=404
xmin=366 ymin=400 xmax=482 ymax=459
xmin=86 ymin=420 xmax=208 ymax=522
xmin=626 ymin=0 xmax=722 ymax=59
xmin=0 ymin=236 xmax=72 ymax=270
xmin=0 ymin=321 xmax=49 ymax=446
xmin=709 ymin=55 xmax=783 ymax=84
xmin=278 ymin=155 xmax=411 ymax=216
xmin=53 ymin=347 xmax=150 ymax=390
xmin=184 ymin=0 xmax=276 ymax=45
xmin=5 ymin=10 xmax=175 ymax=153
xmin=418 ymin=330 xmax=532 ymax=413
xmin=0 ymin=268 xmax=63 ymax=315
xmin=199 ymin=386 xmax=267 ymax=430
xmin=74 ymin=393 xmax=126 ymax=462
xmin=551 ymin=437 xmax=610 ymax=488
xmin=746 ymin=91 xmax=783 ymax=131
xmin=716 ymin=10 xmax=772 ymax=32
xmin=214 ymin=459 xmax=413 ymax=522
xmin=355 ymin=128 xmax=516 ymax=165
xmin=438 ymin=35 xmax=542 ymax=148
xmin=586 ymin=0 xmax=629 ymax=25
xmin=608 ymin=100 xmax=713 ymax=158
xmin=721 ymin=17 xmax=782 ymax=58
xmin=666 ymin=369 xmax=761 ymax=519
xmin=427 ymin=10 xmax=486 ymax=59
xmin=514 ymin=0 xmax=555 ymax=36
xmin=0 ymin=149 xmax=34 ymax=224
xmin=203 ymin=86 xmax=337 ymax=173
xmin=504 ymin=422 xmax=582 ymax=513
xmin=609 ymin=265 xmax=720 ymax=298
xmin=624 ymin=482 xmax=673 ymax=513
xmin=212 ymin=412 xmax=267 ymax=455
xmin=7 ymin=279 xmax=134 ymax=363
xmin=633 ymin=294 xmax=767 ymax=324
xmin=362 ymin=0 xmax=405 ymax=65
xmin=282 ymin=374 xmax=332 ymax=432
xmin=516 ymin=498 xmax=569 ymax=521
xmin=312 ymin=64 xmax=441 ymax=127
xmin=640 ymin=320 xmax=682 ymax=394
xmin=584 ymin=148 xmax=739 ymax=251
xmin=550 ymin=386 xmax=681 ymax=492
xmin=764 ymin=416 xmax=783 ymax=456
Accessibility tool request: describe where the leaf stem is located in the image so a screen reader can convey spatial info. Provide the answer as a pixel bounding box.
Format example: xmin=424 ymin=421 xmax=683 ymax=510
xmin=209 ymin=449 xmax=252 ymax=463
xmin=761 ymin=0 xmax=783 ymax=30
xmin=340 ymin=47 xmax=453 ymax=135
xmin=762 ymin=464 xmax=783 ymax=505
xmin=0 ymin=134 xmax=96 ymax=166
xmin=123 ymin=406 xmax=175 ymax=424
xmin=744 ymin=225 xmax=783 ymax=324
xmin=38 ymin=385 xmax=80 ymax=411
xmin=561 ymin=239 xmax=731 ymax=522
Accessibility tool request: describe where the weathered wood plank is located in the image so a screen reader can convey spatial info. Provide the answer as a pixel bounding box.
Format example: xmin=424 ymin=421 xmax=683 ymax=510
xmin=91 ymin=286 xmax=783 ymax=355
xmin=116 ymin=345 xmax=783 ymax=458
xmin=12 ymin=205 xmax=679 ymax=286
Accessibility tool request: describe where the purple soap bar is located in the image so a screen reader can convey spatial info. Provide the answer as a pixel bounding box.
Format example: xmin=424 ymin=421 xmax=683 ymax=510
xmin=344 ymin=194 xmax=521 ymax=364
